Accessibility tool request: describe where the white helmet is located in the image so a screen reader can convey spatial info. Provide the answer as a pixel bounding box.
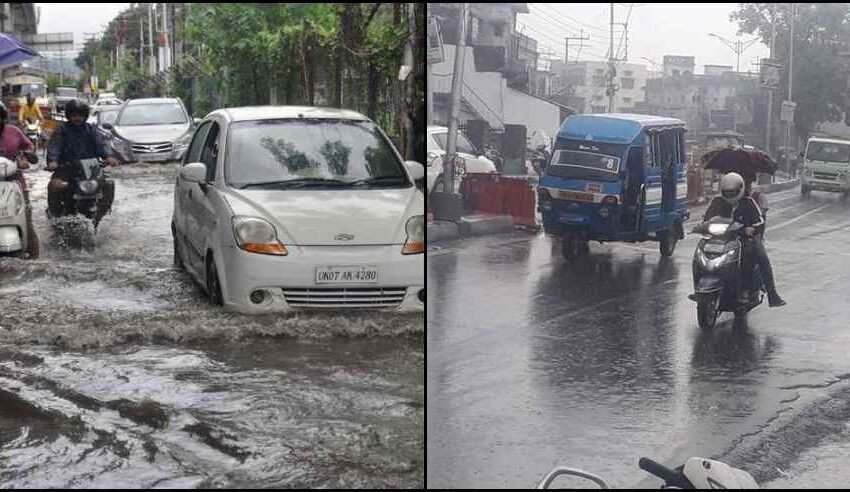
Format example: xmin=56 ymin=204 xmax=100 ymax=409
xmin=720 ymin=172 xmax=745 ymax=205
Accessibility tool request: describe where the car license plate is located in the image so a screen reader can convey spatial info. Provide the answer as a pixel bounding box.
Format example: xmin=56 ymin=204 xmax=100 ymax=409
xmin=136 ymin=152 xmax=169 ymax=161
xmin=558 ymin=190 xmax=594 ymax=203
xmin=315 ymin=266 xmax=379 ymax=284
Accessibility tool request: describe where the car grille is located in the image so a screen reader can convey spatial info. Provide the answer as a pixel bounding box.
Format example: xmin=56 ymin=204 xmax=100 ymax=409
xmin=282 ymin=287 xmax=407 ymax=308
xmin=132 ymin=142 xmax=173 ymax=154
xmin=814 ymin=172 xmax=839 ymax=181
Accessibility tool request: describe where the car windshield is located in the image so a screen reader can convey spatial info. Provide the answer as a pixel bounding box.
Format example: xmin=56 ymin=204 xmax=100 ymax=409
xmin=226 ymin=119 xmax=409 ymax=189
xmin=18 ymin=84 xmax=46 ymax=98
xmin=57 ymin=88 xmax=76 ymax=98
xmin=547 ymin=149 xmax=621 ymax=178
xmin=117 ymin=103 xmax=186 ymax=126
xmin=433 ymin=131 xmax=477 ymax=155
xmin=806 ymin=141 xmax=850 ymax=163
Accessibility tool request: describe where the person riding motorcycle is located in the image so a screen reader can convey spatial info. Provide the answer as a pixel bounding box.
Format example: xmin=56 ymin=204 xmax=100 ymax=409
xmin=0 ymin=101 xmax=38 ymax=258
xmin=703 ymin=172 xmax=786 ymax=307
xmin=46 ymin=99 xmax=118 ymax=223
xmin=18 ymin=92 xmax=43 ymax=126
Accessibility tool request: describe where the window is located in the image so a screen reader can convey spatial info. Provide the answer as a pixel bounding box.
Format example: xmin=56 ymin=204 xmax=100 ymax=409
xmin=622 ymin=97 xmax=632 ymax=104
xmin=594 ymin=95 xmax=603 ymax=101
xmin=200 ymin=123 xmax=220 ymax=182
xmin=595 ymin=68 xmax=604 ymax=75
xmin=672 ymin=69 xmax=680 ymax=76
xmin=621 ymin=78 xmax=635 ymax=89
xmin=592 ymin=105 xmax=606 ymax=113
xmin=117 ymin=103 xmax=187 ymax=126
xmin=624 ymin=70 xmax=633 ymax=77
xmin=593 ymin=75 xmax=606 ymax=86
xmin=185 ymin=121 xmax=212 ymax=165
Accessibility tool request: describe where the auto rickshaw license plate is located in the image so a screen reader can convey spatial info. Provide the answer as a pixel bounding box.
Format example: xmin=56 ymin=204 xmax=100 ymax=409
xmin=558 ymin=190 xmax=595 ymax=203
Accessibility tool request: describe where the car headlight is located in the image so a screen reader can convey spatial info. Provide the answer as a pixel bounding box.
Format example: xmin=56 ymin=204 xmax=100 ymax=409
xmin=232 ymin=216 xmax=288 ymax=256
xmin=174 ymin=131 xmax=193 ymax=150
xmin=402 ymin=215 xmax=424 ymax=255
xmin=78 ymin=180 xmax=98 ymax=194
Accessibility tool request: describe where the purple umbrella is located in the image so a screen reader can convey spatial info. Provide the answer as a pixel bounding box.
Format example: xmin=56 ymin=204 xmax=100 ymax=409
xmin=0 ymin=33 xmax=40 ymax=69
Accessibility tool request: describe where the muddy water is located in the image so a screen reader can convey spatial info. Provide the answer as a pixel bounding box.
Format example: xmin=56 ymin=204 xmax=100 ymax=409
xmin=0 ymin=164 xmax=424 ymax=488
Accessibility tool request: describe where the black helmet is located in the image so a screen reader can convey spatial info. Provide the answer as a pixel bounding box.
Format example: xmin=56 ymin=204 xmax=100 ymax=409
xmin=65 ymin=99 xmax=90 ymax=119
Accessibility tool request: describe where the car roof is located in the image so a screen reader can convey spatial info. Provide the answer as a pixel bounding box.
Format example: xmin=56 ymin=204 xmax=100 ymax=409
xmin=807 ymin=137 xmax=850 ymax=145
xmin=213 ymin=106 xmax=369 ymax=123
xmin=124 ymin=98 xmax=181 ymax=105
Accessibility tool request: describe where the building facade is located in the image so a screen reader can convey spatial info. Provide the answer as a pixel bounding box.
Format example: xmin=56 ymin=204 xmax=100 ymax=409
xmin=547 ymin=60 xmax=651 ymax=114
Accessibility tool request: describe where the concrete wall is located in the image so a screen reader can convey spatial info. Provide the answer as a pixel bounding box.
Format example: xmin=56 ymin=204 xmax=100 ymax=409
xmin=430 ymin=44 xmax=562 ymax=138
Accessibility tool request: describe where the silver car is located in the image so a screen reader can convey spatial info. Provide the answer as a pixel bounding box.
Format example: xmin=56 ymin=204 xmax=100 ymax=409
xmin=104 ymin=98 xmax=200 ymax=163
xmin=171 ymin=106 xmax=426 ymax=313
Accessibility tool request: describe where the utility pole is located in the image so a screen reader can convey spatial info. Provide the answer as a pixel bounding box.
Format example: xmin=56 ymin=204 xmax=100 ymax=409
xmin=785 ymin=3 xmax=795 ymax=174
xmin=441 ymin=3 xmax=469 ymax=197
xmin=766 ymin=5 xmax=777 ymax=160
xmin=565 ymin=30 xmax=590 ymax=64
xmin=148 ymin=3 xmax=155 ymax=76
xmin=608 ymin=3 xmax=615 ymax=112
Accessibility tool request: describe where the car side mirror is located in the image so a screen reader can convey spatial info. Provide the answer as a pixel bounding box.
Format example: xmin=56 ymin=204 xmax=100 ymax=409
xmin=102 ymin=123 xmax=113 ymax=131
xmin=404 ymin=161 xmax=425 ymax=181
xmin=799 ymin=152 xmax=804 ymax=159
xmin=193 ymin=118 xmax=202 ymax=126
xmin=180 ymin=162 xmax=207 ymax=183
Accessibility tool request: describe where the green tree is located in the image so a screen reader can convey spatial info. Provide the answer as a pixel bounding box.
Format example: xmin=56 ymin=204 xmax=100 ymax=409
xmin=731 ymin=3 xmax=850 ymax=140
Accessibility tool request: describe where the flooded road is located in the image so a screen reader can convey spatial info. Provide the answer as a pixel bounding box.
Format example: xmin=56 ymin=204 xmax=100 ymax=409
xmin=428 ymin=187 xmax=850 ymax=488
xmin=0 ymin=164 xmax=424 ymax=488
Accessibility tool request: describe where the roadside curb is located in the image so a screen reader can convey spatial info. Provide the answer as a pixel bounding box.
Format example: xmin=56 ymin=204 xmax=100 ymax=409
xmin=688 ymin=178 xmax=800 ymax=205
xmin=427 ymin=215 xmax=520 ymax=244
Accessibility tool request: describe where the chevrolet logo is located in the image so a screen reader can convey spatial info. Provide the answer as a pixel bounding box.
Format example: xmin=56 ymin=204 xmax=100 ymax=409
xmin=334 ymin=233 xmax=355 ymax=241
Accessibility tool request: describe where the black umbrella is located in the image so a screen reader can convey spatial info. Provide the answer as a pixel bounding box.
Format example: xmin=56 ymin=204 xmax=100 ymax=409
xmin=701 ymin=147 xmax=778 ymax=181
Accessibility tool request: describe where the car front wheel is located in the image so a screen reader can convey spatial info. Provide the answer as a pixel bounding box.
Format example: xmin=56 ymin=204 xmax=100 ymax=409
xmin=206 ymin=254 xmax=224 ymax=306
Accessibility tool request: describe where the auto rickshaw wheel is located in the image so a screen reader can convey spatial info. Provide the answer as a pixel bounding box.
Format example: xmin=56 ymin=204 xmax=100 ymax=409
xmin=561 ymin=235 xmax=586 ymax=261
xmin=659 ymin=230 xmax=678 ymax=257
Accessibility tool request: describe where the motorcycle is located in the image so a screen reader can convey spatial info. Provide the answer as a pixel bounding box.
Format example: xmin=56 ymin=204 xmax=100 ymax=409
xmin=529 ymin=144 xmax=551 ymax=176
xmin=538 ymin=456 xmax=759 ymax=489
xmin=689 ymin=216 xmax=765 ymax=330
xmin=0 ymin=151 xmax=39 ymax=258
xmin=48 ymin=157 xmax=114 ymax=231
xmin=23 ymin=119 xmax=41 ymax=153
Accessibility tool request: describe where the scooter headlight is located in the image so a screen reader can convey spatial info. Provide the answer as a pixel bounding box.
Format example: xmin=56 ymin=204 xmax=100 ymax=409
xmin=78 ymin=180 xmax=98 ymax=194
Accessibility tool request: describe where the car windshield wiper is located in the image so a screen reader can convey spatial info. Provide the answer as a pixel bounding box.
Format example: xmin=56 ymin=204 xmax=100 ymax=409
xmin=238 ymin=178 xmax=352 ymax=190
xmin=347 ymin=176 xmax=409 ymax=187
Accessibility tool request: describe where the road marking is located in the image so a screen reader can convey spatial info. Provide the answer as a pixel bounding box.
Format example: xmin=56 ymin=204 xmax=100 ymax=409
xmin=768 ymin=204 xmax=831 ymax=232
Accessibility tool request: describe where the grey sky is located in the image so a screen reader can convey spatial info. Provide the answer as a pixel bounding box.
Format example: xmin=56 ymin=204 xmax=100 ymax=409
xmin=518 ymin=3 xmax=771 ymax=74
xmin=35 ymin=3 xmax=131 ymax=53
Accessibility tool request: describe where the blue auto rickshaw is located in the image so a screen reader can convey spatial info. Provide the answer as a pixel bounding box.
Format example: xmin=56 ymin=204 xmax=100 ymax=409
xmin=538 ymin=113 xmax=690 ymax=260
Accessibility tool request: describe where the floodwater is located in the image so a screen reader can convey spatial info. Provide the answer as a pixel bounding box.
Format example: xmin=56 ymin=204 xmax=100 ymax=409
xmin=0 ymin=163 xmax=423 ymax=488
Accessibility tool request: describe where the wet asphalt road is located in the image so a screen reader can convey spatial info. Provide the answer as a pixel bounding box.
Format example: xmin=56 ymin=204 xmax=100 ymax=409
xmin=427 ymin=187 xmax=850 ymax=488
xmin=0 ymin=163 xmax=424 ymax=488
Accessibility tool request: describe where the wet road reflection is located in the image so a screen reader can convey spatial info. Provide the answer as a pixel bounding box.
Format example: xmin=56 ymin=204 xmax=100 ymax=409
xmin=428 ymin=187 xmax=850 ymax=488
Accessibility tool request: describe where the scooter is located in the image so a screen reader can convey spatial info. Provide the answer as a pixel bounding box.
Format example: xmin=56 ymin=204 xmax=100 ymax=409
xmin=537 ymin=456 xmax=759 ymax=489
xmin=48 ymin=157 xmax=113 ymax=230
xmin=689 ymin=216 xmax=765 ymax=330
xmin=23 ymin=119 xmax=41 ymax=153
xmin=0 ymin=151 xmax=39 ymax=257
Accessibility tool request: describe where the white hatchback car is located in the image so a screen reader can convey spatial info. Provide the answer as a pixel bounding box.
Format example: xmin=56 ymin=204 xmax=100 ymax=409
xmin=171 ymin=106 xmax=425 ymax=313
xmin=426 ymin=125 xmax=497 ymax=196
